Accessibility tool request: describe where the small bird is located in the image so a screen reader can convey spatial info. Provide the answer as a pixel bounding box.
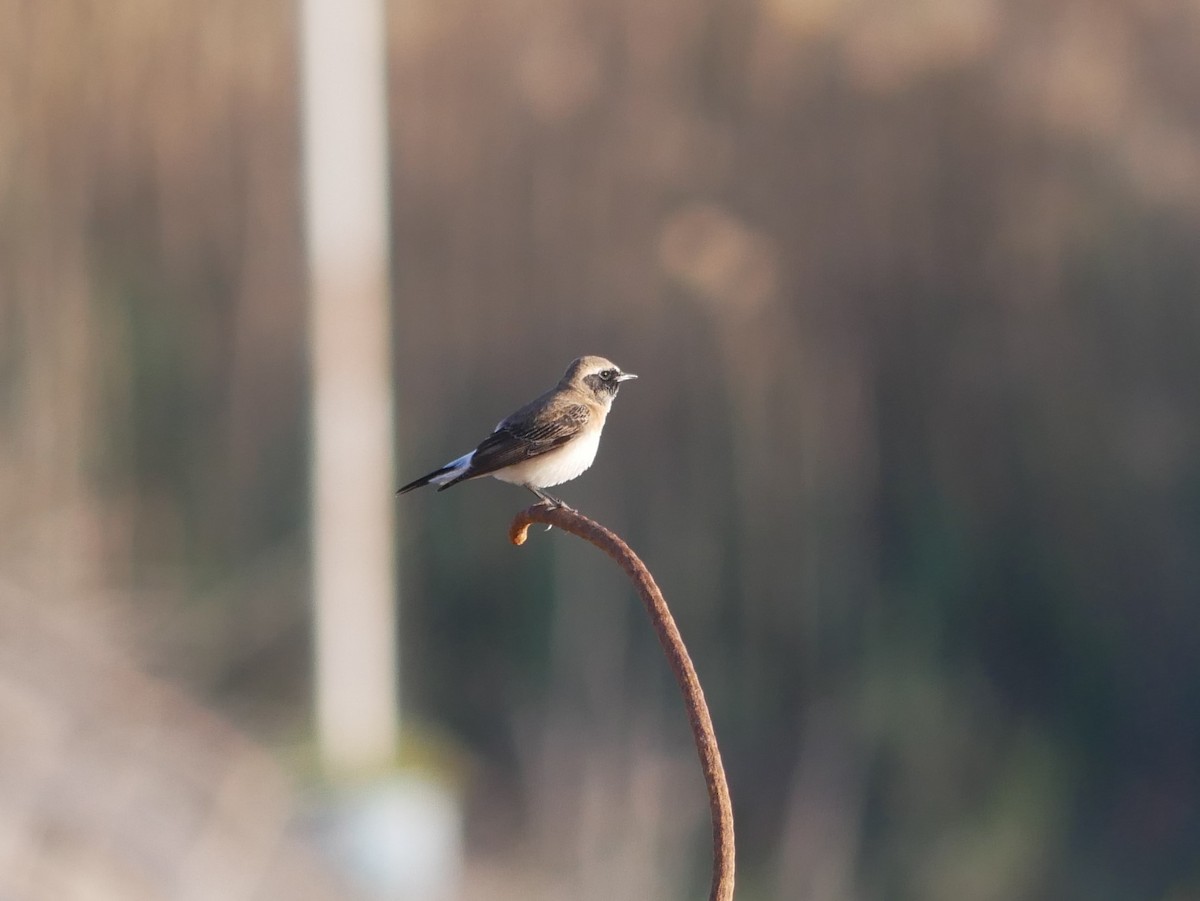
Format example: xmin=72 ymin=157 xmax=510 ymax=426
xmin=398 ymin=355 xmax=637 ymax=508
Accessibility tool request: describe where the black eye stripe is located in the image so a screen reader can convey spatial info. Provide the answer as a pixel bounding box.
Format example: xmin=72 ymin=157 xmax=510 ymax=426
xmin=583 ymin=371 xmax=621 ymax=395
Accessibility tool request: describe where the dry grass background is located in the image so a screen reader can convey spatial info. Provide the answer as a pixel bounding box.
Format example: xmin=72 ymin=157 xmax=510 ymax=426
xmin=3 ymin=1 xmax=1200 ymax=898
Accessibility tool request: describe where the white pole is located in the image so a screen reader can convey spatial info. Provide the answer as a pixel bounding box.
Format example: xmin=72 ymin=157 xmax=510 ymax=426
xmin=299 ymin=0 xmax=398 ymax=773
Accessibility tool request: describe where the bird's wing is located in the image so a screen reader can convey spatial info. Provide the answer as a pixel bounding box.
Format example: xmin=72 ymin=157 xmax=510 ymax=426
xmin=465 ymin=402 xmax=590 ymax=477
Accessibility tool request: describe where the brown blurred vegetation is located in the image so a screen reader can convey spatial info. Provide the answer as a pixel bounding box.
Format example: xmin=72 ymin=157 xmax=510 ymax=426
xmin=4 ymin=0 xmax=1200 ymax=898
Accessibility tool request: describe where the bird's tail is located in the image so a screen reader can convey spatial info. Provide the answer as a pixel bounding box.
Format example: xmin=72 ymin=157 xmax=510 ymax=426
xmin=396 ymin=453 xmax=473 ymax=494
xmin=396 ymin=470 xmax=444 ymax=494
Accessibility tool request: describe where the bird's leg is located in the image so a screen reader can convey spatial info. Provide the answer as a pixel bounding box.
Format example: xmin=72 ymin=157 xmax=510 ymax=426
xmin=525 ymin=486 xmax=556 ymax=530
xmin=527 ymin=485 xmax=555 ymax=506
xmin=527 ymin=485 xmax=573 ymax=516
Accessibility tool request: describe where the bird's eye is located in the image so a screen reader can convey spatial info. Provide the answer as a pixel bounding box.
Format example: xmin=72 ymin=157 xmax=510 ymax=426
xmin=600 ymin=369 xmax=616 ymax=381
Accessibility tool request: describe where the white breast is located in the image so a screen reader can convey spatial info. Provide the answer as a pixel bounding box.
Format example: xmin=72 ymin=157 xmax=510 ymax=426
xmin=492 ymin=430 xmax=603 ymax=488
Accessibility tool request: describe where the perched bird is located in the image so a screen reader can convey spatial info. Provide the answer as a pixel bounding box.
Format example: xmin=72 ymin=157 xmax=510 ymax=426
xmin=398 ymin=355 xmax=637 ymax=508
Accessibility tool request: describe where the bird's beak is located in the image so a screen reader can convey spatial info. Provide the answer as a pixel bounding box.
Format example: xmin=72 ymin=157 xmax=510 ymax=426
xmin=616 ymin=372 xmax=638 ymax=382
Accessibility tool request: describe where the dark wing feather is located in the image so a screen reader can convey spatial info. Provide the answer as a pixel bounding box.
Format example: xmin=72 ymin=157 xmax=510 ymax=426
xmin=464 ymin=402 xmax=590 ymax=477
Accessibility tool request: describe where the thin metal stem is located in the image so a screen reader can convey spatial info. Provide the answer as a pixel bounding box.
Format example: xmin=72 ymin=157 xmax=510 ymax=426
xmin=510 ymin=504 xmax=735 ymax=901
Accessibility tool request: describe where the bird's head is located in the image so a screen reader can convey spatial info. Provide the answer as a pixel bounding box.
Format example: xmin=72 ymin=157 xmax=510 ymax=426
xmin=563 ymin=355 xmax=638 ymax=405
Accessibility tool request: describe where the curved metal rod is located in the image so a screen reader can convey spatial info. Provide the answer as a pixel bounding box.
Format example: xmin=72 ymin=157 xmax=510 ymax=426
xmin=510 ymin=504 xmax=735 ymax=901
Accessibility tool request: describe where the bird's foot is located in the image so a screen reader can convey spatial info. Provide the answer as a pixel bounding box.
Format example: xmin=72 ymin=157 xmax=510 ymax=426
xmin=529 ymin=487 xmax=571 ymax=511
xmin=538 ymin=496 xmax=569 ymax=529
xmin=527 ymin=488 xmax=573 ymax=529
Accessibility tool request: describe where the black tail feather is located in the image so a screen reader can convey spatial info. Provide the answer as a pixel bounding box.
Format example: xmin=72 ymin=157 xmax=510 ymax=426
xmin=397 ymin=467 xmax=450 ymax=494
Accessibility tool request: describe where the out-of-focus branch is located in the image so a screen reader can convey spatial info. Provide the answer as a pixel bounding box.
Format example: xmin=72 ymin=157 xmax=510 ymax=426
xmin=510 ymin=504 xmax=735 ymax=901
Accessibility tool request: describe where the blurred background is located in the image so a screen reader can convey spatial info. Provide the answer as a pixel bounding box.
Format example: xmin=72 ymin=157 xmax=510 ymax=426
xmin=4 ymin=0 xmax=1200 ymax=899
